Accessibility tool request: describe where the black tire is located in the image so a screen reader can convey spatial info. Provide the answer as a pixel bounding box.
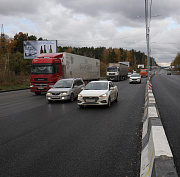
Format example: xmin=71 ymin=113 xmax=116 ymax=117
xmin=115 ymin=93 xmax=118 ymax=102
xmin=79 ymin=105 xmax=84 ymax=108
xmin=70 ymin=93 xmax=74 ymax=102
xmin=107 ymin=97 xmax=111 ymax=107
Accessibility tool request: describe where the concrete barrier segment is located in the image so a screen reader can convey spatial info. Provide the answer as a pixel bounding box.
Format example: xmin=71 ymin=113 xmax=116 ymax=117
xmin=140 ymin=80 xmax=178 ymax=176
xmin=149 ymin=97 xmax=155 ymax=104
xmin=152 ymin=158 xmax=178 ymax=176
xmin=140 ymin=129 xmax=155 ymax=177
xmin=148 ymin=106 xmax=158 ymax=118
xmin=152 ymin=126 xmax=173 ymax=158
xmin=142 ymin=114 xmax=149 ymax=139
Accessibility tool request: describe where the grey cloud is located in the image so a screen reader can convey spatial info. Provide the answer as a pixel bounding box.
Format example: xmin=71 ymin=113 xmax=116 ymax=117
xmin=0 ymin=0 xmax=39 ymax=16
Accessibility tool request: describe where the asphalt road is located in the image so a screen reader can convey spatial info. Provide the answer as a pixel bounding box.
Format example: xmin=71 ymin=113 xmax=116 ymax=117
xmin=0 ymin=78 xmax=146 ymax=177
xmin=152 ymin=72 xmax=180 ymax=176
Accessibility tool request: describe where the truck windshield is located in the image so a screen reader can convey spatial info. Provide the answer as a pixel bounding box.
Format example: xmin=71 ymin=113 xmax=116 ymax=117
xmin=31 ymin=64 xmax=53 ymax=74
xmin=107 ymin=68 xmax=117 ymax=72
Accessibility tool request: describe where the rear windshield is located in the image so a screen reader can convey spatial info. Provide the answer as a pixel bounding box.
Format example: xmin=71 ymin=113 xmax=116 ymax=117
xmin=131 ymin=74 xmax=140 ymax=77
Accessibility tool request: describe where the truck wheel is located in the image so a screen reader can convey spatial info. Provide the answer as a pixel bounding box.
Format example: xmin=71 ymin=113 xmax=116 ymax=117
xmin=70 ymin=93 xmax=74 ymax=102
xmin=115 ymin=93 xmax=118 ymax=102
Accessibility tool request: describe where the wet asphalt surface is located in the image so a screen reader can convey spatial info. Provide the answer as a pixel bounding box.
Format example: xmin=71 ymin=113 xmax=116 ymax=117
xmin=0 ymin=79 xmax=146 ymax=177
xmin=152 ymin=73 xmax=180 ymax=176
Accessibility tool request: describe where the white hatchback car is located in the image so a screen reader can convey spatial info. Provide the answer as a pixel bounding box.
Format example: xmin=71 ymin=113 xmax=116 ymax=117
xmin=77 ymin=81 xmax=118 ymax=108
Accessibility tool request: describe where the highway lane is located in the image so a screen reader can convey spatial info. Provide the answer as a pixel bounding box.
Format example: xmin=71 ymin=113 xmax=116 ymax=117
xmin=152 ymin=73 xmax=180 ymax=176
xmin=0 ymin=78 xmax=146 ymax=177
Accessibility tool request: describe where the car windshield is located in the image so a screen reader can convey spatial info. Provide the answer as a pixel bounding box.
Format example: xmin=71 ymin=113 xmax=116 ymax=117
xmin=54 ymin=80 xmax=73 ymax=88
xmin=107 ymin=67 xmax=117 ymax=72
xmin=131 ymin=74 xmax=140 ymax=77
xmin=31 ymin=64 xmax=53 ymax=74
xmin=84 ymin=82 xmax=108 ymax=90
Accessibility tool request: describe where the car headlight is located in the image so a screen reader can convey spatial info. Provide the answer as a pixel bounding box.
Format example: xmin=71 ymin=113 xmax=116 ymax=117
xmin=78 ymin=94 xmax=82 ymax=97
xmin=30 ymin=85 xmax=34 ymax=88
xmin=61 ymin=92 xmax=68 ymax=96
xmin=46 ymin=92 xmax=51 ymax=96
xmin=100 ymin=93 xmax=108 ymax=97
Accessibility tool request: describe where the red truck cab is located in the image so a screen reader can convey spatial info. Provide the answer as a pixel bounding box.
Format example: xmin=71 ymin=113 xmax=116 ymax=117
xmin=30 ymin=53 xmax=63 ymax=95
xmin=140 ymin=69 xmax=147 ymax=77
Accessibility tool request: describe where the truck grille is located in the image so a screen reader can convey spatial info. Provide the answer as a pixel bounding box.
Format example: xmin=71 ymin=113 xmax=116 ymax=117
xmin=35 ymin=84 xmax=47 ymax=87
xmin=34 ymin=78 xmax=48 ymax=81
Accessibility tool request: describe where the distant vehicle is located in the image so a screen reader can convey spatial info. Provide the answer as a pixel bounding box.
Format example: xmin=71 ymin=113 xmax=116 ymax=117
xmin=129 ymin=74 xmax=141 ymax=84
xmin=128 ymin=72 xmax=132 ymax=78
xmin=46 ymin=78 xmax=85 ymax=102
xmin=77 ymin=81 xmax=118 ymax=108
xmin=30 ymin=53 xmax=100 ymax=95
xmin=106 ymin=63 xmax=128 ymax=81
xmin=167 ymin=71 xmax=172 ymax=75
xmin=140 ymin=69 xmax=147 ymax=77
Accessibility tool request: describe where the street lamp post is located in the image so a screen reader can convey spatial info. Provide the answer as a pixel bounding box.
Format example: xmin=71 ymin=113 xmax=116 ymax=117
xmin=145 ymin=0 xmax=150 ymax=81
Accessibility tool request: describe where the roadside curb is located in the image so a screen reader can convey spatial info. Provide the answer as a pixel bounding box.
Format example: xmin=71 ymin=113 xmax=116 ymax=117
xmin=140 ymin=79 xmax=178 ymax=177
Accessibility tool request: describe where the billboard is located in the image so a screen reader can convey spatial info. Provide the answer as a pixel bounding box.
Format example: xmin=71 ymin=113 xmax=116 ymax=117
xmin=24 ymin=40 xmax=57 ymax=59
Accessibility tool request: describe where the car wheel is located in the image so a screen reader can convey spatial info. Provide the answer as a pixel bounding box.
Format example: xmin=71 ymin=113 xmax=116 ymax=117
xmin=107 ymin=97 xmax=111 ymax=107
xmin=79 ymin=105 xmax=84 ymax=108
xmin=115 ymin=93 xmax=118 ymax=102
xmin=70 ymin=93 xmax=74 ymax=102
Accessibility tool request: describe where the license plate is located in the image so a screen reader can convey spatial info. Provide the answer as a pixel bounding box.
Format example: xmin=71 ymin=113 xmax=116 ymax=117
xmin=38 ymin=87 xmax=44 ymax=90
xmin=86 ymin=99 xmax=95 ymax=102
xmin=52 ymin=96 xmax=60 ymax=99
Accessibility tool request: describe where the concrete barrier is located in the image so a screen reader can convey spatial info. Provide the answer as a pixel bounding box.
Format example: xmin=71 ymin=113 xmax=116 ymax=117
xmin=140 ymin=81 xmax=178 ymax=177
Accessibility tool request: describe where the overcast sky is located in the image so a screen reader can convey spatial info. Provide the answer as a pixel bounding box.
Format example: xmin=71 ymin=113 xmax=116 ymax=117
xmin=1 ymin=0 xmax=180 ymax=66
